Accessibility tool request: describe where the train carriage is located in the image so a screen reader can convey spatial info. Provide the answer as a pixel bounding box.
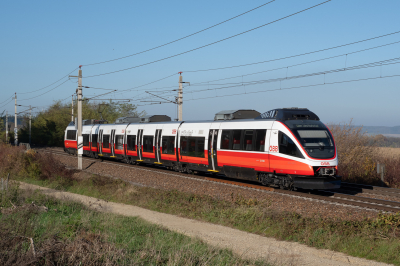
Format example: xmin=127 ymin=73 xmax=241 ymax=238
xmin=64 ymin=108 xmax=341 ymax=190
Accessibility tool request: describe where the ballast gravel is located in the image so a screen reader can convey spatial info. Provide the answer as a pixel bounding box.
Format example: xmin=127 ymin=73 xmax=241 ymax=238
xmin=45 ymin=149 xmax=383 ymax=221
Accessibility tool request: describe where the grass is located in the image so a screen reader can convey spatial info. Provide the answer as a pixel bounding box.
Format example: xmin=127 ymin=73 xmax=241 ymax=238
xmin=2 ymin=139 xmax=400 ymax=264
xmin=375 ymin=147 xmax=400 ymax=159
xmin=0 ymin=182 xmax=268 ymax=265
xmin=15 ymin=171 xmax=400 ymax=265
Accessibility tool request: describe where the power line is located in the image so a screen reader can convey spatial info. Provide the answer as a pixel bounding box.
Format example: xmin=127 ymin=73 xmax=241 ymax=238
xmin=135 ymin=74 xmax=400 ymax=107
xmin=83 ymin=1 xmax=276 ymax=66
xmin=85 ymin=0 xmax=332 ymax=78
xmin=19 ymin=79 xmax=70 ymax=101
xmin=186 ymin=40 xmax=400 ymax=86
xmin=133 ymin=56 xmax=400 ymax=103
xmin=186 ymin=74 xmax=400 ymax=102
xmin=180 ymin=57 xmax=400 ymax=94
xmin=19 ymin=67 xmax=78 ymax=95
xmin=183 ymin=30 xmax=400 ymax=73
xmin=0 ymin=94 xmax=14 ymax=105
xmin=0 ymin=98 xmax=13 ymax=109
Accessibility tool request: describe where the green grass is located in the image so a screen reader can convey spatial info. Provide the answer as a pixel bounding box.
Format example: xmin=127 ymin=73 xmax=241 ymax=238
xmin=0 ymin=183 xmax=269 ymax=265
xmin=2 ymin=147 xmax=400 ymax=265
xmin=16 ymin=172 xmax=400 ymax=265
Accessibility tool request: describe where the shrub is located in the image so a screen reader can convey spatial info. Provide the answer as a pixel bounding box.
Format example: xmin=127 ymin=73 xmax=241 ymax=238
xmin=329 ymin=121 xmax=400 ymax=187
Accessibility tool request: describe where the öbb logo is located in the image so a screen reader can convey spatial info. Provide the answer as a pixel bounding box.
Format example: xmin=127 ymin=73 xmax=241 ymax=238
xmin=321 ymin=162 xmax=330 ymax=166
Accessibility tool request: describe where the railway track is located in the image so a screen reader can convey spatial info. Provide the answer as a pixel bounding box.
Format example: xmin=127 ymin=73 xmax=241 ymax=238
xmin=335 ymin=182 xmax=400 ymax=198
xmin=38 ymin=147 xmax=400 ymax=213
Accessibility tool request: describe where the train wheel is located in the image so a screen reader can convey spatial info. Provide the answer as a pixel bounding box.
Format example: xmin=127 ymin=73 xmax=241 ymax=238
xmin=259 ymin=173 xmax=269 ymax=186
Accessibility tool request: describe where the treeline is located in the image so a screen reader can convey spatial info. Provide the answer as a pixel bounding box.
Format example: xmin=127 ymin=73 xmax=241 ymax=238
xmin=1 ymin=100 xmax=145 ymax=147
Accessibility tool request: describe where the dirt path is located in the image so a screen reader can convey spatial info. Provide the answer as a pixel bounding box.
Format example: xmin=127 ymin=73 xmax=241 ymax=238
xmin=19 ymin=182 xmax=392 ymax=266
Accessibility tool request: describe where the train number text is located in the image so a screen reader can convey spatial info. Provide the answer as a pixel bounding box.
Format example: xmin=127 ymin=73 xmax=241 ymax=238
xmin=269 ymin=146 xmax=278 ymax=152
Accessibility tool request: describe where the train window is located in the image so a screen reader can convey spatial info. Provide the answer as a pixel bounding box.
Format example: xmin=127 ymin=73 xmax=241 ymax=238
xmin=232 ymin=130 xmax=242 ymax=150
xmin=181 ymin=136 xmax=188 ymax=155
xmin=92 ymin=134 xmax=98 ymax=146
xmin=180 ymin=136 xmax=205 ymax=157
xmin=143 ymin=136 xmax=154 ymax=153
xmin=116 ymin=135 xmax=124 ymax=150
xmin=196 ymin=138 xmax=205 ymax=157
xmin=244 ymin=130 xmax=253 ymax=151
xmin=254 ymin=130 xmax=266 ymax=151
xmin=221 ymin=130 xmax=231 ymax=149
xmin=162 ymin=136 xmax=175 ymax=155
xmin=66 ymin=130 xmax=76 ymax=140
xmin=82 ymin=134 xmax=90 ymax=147
xmin=103 ymin=135 xmax=110 ymax=148
xmin=278 ymin=131 xmax=303 ymax=158
xmin=127 ymin=135 xmax=136 ymax=151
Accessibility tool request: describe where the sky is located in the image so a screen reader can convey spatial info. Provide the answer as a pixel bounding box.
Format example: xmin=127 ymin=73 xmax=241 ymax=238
xmin=0 ymin=0 xmax=399 ymax=126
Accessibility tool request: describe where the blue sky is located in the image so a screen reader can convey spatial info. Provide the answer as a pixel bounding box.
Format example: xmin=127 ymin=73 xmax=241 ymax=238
xmin=1 ymin=0 xmax=399 ymax=126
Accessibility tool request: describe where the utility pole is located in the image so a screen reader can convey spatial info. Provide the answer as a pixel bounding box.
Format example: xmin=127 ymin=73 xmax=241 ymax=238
xmin=77 ymin=67 xmax=83 ymax=170
xmin=178 ymin=73 xmax=183 ymax=121
xmin=69 ymin=66 xmax=83 ymax=170
xmin=14 ymin=92 xmax=18 ymax=146
xmin=71 ymin=95 xmax=74 ymax=122
xmin=5 ymin=111 xmax=8 ymax=143
xmin=177 ymin=72 xmax=189 ymax=121
xmin=29 ymin=105 xmax=32 ymax=146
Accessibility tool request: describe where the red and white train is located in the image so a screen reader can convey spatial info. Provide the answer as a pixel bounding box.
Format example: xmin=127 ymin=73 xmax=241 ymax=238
xmin=64 ymin=108 xmax=341 ymax=190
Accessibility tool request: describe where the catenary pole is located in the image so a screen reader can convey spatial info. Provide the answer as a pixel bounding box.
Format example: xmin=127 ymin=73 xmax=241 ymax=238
xmin=77 ymin=67 xmax=83 ymax=170
xmin=71 ymin=95 xmax=74 ymax=122
xmin=177 ymin=72 xmax=189 ymax=121
xmin=14 ymin=92 xmax=18 ymax=146
xmin=29 ymin=105 xmax=32 ymax=145
xmin=5 ymin=111 xmax=8 ymax=143
xmin=178 ymin=73 xmax=183 ymax=121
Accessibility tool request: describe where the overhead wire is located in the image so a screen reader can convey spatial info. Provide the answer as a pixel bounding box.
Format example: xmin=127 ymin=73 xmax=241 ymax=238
xmin=134 ymin=74 xmax=400 ymax=107
xmin=0 ymin=98 xmax=14 ymax=109
xmin=83 ymin=0 xmax=277 ymax=66
xmin=19 ymin=79 xmax=70 ymax=101
xmin=85 ymin=0 xmax=332 ymax=78
xmin=133 ymin=57 xmax=400 ymax=102
xmin=0 ymin=94 xmax=14 ymax=105
xmin=177 ymin=57 xmax=400 ymax=94
xmin=186 ymin=40 xmax=400 ymax=86
xmin=18 ymin=67 xmax=78 ymax=94
xmin=183 ymin=30 xmax=400 ymax=73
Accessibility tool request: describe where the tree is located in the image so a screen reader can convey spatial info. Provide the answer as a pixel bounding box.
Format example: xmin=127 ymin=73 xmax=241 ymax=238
xmin=18 ymin=100 xmax=145 ymax=147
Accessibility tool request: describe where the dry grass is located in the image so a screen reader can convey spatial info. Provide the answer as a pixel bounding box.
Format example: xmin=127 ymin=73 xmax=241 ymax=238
xmin=375 ymin=147 xmax=400 ymax=159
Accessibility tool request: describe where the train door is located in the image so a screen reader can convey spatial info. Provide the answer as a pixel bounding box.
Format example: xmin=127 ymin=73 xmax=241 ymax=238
xmin=99 ymin=129 xmax=103 ymax=154
xmin=155 ymin=129 xmax=162 ymax=163
xmin=269 ymin=129 xmax=279 ymax=153
xmin=137 ymin=129 xmax=143 ymax=161
xmin=208 ymin=129 xmax=219 ymax=172
xmin=269 ymin=129 xmax=279 ymax=171
xmin=124 ymin=128 xmax=128 ymax=157
xmin=111 ymin=129 xmax=116 ymax=157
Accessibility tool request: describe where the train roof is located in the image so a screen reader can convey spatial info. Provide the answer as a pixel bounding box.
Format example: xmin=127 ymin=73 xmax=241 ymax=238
xmin=67 ymin=108 xmax=320 ymax=129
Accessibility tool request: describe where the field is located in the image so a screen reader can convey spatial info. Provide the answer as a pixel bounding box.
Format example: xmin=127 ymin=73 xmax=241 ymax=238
xmin=0 ymin=181 xmax=267 ymax=265
xmin=375 ymin=147 xmax=400 ymax=159
xmin=1 ymin=144 xmax=400 ymax=265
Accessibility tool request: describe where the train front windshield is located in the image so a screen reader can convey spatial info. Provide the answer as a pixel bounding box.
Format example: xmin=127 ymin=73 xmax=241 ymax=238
xmin=284 ymin=120 xmax=335 ymax=159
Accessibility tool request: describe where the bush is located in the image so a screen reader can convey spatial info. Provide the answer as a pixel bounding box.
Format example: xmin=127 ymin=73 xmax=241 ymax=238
xmin=329 ymin=121 xmax=400 ymax=187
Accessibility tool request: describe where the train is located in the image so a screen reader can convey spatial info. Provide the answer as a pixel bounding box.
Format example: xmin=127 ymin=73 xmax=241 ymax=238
xmin=64 ymin=108 xmax=341 ymax=190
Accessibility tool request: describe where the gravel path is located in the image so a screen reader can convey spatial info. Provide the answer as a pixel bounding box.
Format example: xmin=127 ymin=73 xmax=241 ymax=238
xmin=49 ymin=150 xmax=381 ymax=221
xmin=19 ymin=182 xmax=392 ymax=266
